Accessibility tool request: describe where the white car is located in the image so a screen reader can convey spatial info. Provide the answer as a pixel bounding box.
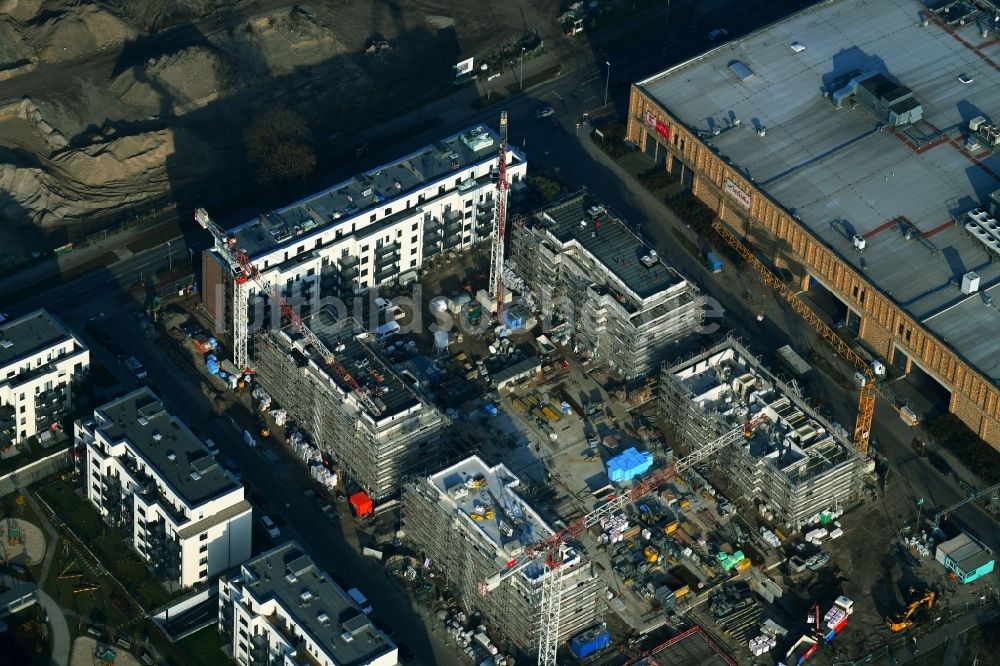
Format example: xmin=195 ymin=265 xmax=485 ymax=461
xmin=534 ymin=106 xmax=555 ymax=120
xmin=259 ymin=515 xmax=280 ymax=539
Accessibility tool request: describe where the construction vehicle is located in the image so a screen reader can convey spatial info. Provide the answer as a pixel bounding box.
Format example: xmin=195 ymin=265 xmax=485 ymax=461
xmin=887 ymin=589 xmax=935 ymax=632
xmin=479 ymin=412 xmax=771 ymax=666
xmin=713 ymin=220 xmax=915 ymax=456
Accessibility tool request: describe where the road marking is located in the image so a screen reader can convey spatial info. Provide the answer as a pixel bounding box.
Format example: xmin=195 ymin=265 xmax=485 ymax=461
xmin=583 ymin=96 xmax=598 ymax=104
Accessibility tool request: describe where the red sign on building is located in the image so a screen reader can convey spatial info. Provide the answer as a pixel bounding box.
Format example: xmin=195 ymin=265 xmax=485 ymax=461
xmin=655 ymin=119 xmax=670 ymax=140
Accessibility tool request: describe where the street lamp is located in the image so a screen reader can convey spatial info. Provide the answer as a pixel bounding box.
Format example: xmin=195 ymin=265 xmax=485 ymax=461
xmin=520 ymin=47 xmax=526 ymax=90
xmin=167 ymin=240 xmax=173 ymax=271
xmin=604 ymin=61 xmax=611 ymax=107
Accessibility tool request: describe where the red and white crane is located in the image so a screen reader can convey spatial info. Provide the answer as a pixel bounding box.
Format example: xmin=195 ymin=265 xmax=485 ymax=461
xmin=481 ymin=412 xmax=771 ymax=666
xmin=488 ymin=111 xmax=510 ymax=314
xmin=195 ymin=208 xmax=381 ymax=415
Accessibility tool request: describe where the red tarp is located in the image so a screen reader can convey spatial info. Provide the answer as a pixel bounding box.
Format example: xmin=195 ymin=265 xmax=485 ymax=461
xmin=349 ymin=491 xmax=373 ymax=517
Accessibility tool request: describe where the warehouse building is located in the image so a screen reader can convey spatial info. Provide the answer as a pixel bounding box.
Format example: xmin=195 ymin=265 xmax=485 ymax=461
xmin=660 ymin=338 xmax=866 ymax=532
xmin=202 ymin=125 xmax=527 ymax=368
xmin=509 ymin=191 xmax=703 ymax=378
xmin=0 ymin=309 xmax=89 ymax=447
xmin=403 ymin=455 xmax=604 ymax=657
xmin=78 ymin=388 xmax=252 ymax=588
xmin=629 ymin=0 xmax=1000 ymax=447
xmin=219 ymin=541 xmax=397 ymax=666
xmin=253 ymin=306 xmax=447 ymax=505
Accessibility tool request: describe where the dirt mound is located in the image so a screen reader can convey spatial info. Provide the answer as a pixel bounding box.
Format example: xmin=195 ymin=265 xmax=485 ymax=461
xmin=0 ymin=98 xmax=67 ymax=152
xmin=0 ymin=126 xmax=213 ymax=226
xmin=233 ymin=6 xmax=350 ymax=76
xmin=112 ymin=45 xmax=230 ymax=114
xmin=0 ymin=0 xmax=42 ymax=23
xmin=102 ymin=0 xmax=236 ymax=32
xmin=28 ymin=5 xmax=136 ymax=64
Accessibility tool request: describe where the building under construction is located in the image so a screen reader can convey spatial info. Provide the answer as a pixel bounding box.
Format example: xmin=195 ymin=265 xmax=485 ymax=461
xmin=659 ymin=338 xmax=866 ymax=532
xmin=402 ymin=456 xmax=604 ymax=657
xmin=509 ymin=191 xmax=703 ymax=378
xmin=253 ymin=306 xmax=447 ymax=504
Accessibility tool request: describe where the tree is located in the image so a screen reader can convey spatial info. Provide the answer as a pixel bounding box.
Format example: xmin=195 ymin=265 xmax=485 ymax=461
xmin=245 ymin=107 xmax=317 ymax=185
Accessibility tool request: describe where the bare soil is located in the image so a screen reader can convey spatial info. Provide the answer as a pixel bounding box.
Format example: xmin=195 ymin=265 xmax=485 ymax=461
xmin=0 ymin=0 xmax=560 ymax=270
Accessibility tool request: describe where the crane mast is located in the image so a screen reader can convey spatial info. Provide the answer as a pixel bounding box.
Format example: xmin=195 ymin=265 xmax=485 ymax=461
xmin=481 ymin=412 xmax=770 ymax=665
xmin=195 ymin=208 xmax=382 ymax=415
xmin=488 ymin=111 xmax=510 ymax=312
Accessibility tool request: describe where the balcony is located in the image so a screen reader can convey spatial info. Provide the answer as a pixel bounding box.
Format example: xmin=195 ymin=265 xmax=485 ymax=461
xmin=375 ymin=264 xmax=398 ymax=281
xmin=423 ymin=216 xmax=443 ymax=231
xmin=375 ymin=250 xmax=401 ymax=267
xmin=375 ymin=240 xmax=400 ymax=255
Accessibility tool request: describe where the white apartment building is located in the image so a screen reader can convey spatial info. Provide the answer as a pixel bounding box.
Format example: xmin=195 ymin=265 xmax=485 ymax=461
xmin=202 ymin=125 xmax=527 ymax=366
xmin=219 ymin=541 xmax=397 ymax=666
xmin=0 ymin=310 xmax=89 ymax=446
xmin=78 ymin=388 xmax=252 ymax=588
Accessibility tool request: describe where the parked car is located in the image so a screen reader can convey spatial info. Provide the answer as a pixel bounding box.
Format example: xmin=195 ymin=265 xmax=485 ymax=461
xmin=259 ymin=515 xmax=280 ymax=539
xmin=708 ymin=28 xmax=729 ymax=41
xmin=534 ymin=106 xmax=555 ymax=119
xmin=204 ymin=439 xmax=219 ymax=456
xmin=124 ymin=356 xmax=147 ymax=380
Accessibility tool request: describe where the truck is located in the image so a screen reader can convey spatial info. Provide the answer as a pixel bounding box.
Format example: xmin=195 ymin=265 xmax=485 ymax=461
xmin=125 ymin=357 xmax=147 ymax=380
xmin=347 ymin=587 xmax=372 ymax=614
xmin=705 ymin=251 xmax=723 ymax=273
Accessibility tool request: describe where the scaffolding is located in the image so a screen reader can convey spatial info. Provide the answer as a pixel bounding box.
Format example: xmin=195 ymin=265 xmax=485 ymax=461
xmin=252 ymin=313 xmax=447 ymax=503
xmin=659 ymin=337 xmax=865 ymax=532
xmin=510 ymin=192 xmax=703 ymax=378
xmin=401 ymin=469 xmax=604 ymax=659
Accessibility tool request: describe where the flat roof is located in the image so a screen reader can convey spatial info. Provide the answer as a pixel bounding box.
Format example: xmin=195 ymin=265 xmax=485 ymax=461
xmin=288 ymin=308 xmax=422 ymax=420
xmin=0 ymin=309 xmax=79 ymax=368
xmin=670 ymin=340 xmax=859 ymax=484
xmin=640 ymin=0 xmax=1000 ymax=383
xmin=229 ymin=125 xmax=515 ymax=258
xmin=534 ymin=192 xmax=687 ymax=300
xmin=94 ymin=389 xmax=238 ymax=507
xmin=242 ymin=542 xmax=395 ymax=665
xmin=426 ymin=455 xmax=559 ymax=578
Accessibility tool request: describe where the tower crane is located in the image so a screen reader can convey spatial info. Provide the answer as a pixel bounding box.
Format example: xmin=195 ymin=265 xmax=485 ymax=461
xmin=195 ymin=208 xmax=382 ymax=415
xmin=712 ymin=219 xmax=912 ymax=456
xmin=488 ymin=111 xmax=510 ymax=314
xmin=480 ymin=412 xmax=771 ymax=665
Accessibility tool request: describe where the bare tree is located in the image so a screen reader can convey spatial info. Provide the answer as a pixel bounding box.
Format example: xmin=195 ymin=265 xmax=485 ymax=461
xmin=245 ymin=106 xmax=316 ymax=185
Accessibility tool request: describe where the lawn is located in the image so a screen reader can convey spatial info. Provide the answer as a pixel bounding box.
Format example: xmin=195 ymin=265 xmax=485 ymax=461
xmin=0 ymin=439 xmax=68 ymax=477
xmin=36 ymin=478 xmax=172 ymax=611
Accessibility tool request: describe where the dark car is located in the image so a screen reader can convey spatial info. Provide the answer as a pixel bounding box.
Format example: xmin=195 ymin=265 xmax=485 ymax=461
xmin=928 ymin=452 xmax=952 ymax=476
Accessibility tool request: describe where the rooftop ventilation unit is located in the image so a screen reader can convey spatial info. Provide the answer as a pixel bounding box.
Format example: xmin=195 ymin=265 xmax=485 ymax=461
xmin=300 ymin=589 xmax=314 ymax=605
xmin=640 ymin=251 xmax=659 ymax=268
xmin=317 ymin=612 xmax=330 ymax=625
xmin=285 ymin=572 xmax=298 ymax=584
xmin=166 ymin=450 xmax=176 ymax=461
xmin=152 ymin=430 xmax=163 ymax=442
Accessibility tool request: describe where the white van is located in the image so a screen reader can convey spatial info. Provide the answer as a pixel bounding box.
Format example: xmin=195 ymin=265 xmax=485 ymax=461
xmin=374 ymin=320 xmax=400 ymax=341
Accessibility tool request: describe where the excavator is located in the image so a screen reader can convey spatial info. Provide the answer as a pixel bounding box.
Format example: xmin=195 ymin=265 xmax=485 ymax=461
xmin=887 ymin=588 xmax=936 ymax=632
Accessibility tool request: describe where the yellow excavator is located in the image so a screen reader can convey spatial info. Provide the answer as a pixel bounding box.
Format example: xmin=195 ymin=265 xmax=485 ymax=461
xmin=887 ymin=589 xmax=936 ymax=632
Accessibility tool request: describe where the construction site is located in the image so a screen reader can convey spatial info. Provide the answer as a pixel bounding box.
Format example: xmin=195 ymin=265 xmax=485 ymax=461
xmin=659 ymin=337 xmax=868 ymax=533
xmin=251 ymin=306 xmax=448 ymax=505
xmin=508 ymin=191 xmax=704 ymax=379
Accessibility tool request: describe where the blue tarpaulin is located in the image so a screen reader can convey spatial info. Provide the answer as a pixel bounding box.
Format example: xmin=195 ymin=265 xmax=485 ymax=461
xmin=570 ymin=627 xmax=611 ymax=659
xmin=206 ymin=354 xmax=220 ymax=375
xmin=607 ymin=447 xmax=653 ymax=482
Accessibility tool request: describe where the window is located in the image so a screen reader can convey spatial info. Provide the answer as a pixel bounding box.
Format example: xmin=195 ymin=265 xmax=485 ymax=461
xmin=454 ymin=178 xmax=461 ymax=186
xmin=199 ymin=544 xmax=208 ymax=553
xmin=411 ymin=235 xmax=418 ymax=245
xmin=19 ymin=406 xmax=24 ymax=414
xmin=411 ymin=223 xmax=419 ymax=231
xmin=199 ymin=556 xmax=208 ymax=565
xmin=370 ymin=214 xmax=376 ymax=222
xmin=361 ymin=245 xmax=369 ymax=252
xmin=410 ymin=259 xmax=417 ymax=267
xmin=360 ymin=269 xmax=369 ymax=277
xmin=307 ymin=267 xmax=315 ymax=277
xmin=464 ymin=199 xmax=473 ymax=208
xmin=200 ymin=532 xmax=208 ymax=540
xmin=464 ymin=211 xmax=472 ymax=219
xmin=297 ymin=245 xmax=305 ymax=254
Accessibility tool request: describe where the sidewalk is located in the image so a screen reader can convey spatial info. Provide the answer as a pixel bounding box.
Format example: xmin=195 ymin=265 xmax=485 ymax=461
xmin=21 ymin=487 xmax=71 ymax=666
xmin=0 ymin=216 xmax=181 ymax=305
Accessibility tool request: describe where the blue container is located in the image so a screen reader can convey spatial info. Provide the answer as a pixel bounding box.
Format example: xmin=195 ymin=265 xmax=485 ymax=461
xmin=569 ymin=627 xmax=610 ymax=659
